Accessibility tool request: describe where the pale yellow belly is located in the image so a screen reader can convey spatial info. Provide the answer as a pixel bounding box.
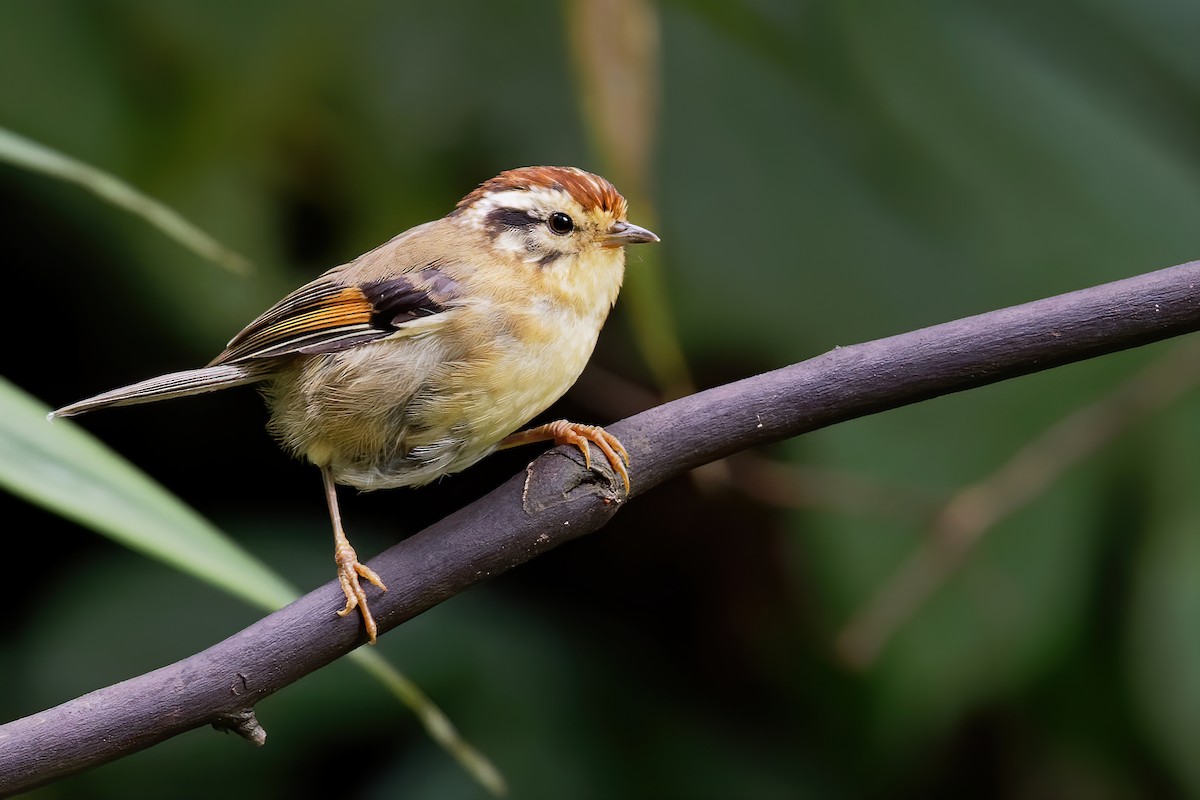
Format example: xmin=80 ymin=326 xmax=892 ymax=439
xmin=268 ymin=306 xmax=605 ymax=491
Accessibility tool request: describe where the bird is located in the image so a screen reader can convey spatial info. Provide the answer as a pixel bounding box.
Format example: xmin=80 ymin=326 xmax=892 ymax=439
xmin=51 ymin=166 xmax=659 ymax=643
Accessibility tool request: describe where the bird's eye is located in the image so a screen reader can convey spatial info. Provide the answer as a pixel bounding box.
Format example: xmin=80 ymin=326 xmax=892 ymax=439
xmin=547 ymin=212 xmax=574 ymax=235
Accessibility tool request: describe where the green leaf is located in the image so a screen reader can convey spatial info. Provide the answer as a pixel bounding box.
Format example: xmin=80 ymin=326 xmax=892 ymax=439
xmin=351 ymin=649 xmax=508 ymax=796
xmin=0 ymin=374 xmax=294 ymax=608
xmin=0 ymin=125 xmax=252 ymax=274
xmin=0 ymin=375 xmax=505 ymax=796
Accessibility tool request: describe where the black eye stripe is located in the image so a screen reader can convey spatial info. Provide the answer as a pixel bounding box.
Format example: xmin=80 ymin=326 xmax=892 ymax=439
xmin=484 ymin=207 xmax=538 ymax=234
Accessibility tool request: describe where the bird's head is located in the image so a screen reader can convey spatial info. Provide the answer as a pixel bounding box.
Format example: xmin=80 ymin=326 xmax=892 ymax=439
xmin=451 ymin=166 xmax=659 ymax=271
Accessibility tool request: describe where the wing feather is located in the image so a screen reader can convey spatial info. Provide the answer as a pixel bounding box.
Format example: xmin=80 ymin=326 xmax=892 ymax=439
xmin=210 ymin=267 xmax=458 ymax=365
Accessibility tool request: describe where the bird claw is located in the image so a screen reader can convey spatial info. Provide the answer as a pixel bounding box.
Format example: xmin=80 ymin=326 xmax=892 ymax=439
xmin=335 ymin=544 xmax=388 ymax=644
xmin=559 ymin=424 xmax=631 ymax=493
xmin=502 ymin=420 xmax=631 ymax=493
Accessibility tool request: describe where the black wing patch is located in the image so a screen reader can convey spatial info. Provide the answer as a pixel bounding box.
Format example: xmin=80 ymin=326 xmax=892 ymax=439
xmin=361 ymin=267 xmax=456 ymax=328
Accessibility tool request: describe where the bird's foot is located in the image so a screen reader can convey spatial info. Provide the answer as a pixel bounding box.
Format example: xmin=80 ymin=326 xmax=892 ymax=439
xmin=334 ymin=541 xmax=388 ymax=644
xmin=501 ymin=420 xmax=631 ymax=493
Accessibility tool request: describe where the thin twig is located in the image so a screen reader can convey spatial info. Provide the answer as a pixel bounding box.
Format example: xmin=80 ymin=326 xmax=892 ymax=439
xmin=836 ymin=336 xmax=1200 ymax=669
xmin=730 ymin=455 xmax=946 ymax=519
xmin=3 ymin=260 xmax=1200 ymax=794
xmin=567 ymin=0 xmax=695 ymax=401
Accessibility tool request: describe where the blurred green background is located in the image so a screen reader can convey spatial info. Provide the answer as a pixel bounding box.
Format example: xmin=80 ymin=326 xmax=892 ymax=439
xmin=3 ymin=0 xmax=1200 ymax=797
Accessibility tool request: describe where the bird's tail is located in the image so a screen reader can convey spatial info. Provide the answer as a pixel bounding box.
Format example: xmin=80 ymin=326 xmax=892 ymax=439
xmin=50 ymin=363 xmax=271 ymax=418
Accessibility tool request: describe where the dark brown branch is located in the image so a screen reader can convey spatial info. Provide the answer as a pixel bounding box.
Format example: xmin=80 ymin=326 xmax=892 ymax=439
xmin=3 ymin=260 xmax=1200 ymax=795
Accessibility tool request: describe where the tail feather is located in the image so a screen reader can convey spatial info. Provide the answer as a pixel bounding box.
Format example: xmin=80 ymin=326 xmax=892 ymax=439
xmin=51 ymin=363 xmax=270 ymax=418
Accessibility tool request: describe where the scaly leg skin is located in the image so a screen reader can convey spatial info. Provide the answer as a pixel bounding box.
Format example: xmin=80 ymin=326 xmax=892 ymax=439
xmin=499 ymin=420 xmax=631 ymax=493
xmin=322 ymin=466 xmax=388 ymax=644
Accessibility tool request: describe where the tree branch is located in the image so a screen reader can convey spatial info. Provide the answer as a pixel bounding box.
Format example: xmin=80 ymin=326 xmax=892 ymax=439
xmin=4 ymin=260 xmax=1200 ymax=794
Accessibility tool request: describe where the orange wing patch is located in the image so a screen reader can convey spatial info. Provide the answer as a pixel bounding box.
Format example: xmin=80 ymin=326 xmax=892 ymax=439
xmin=211 ymin=283 xmax=378 ymax=365
xmin=248 ymin=288 xmax=372 ymax=339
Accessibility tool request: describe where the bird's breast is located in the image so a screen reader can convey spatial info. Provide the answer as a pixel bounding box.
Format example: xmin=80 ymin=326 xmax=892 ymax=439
xmin=276 ymin=298 xmax=612 ymax=491
xmin=468 ymin=301 xmax=607 ymax=442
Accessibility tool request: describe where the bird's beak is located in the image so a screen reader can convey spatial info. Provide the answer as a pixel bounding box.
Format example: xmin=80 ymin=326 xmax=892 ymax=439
xmin=602 ymin=220 xmax=660 ymax=248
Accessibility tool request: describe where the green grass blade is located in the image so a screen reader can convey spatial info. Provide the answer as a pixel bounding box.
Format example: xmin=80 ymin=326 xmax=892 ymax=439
xmin=0 ymin=375 xmax=294 ymax=608
xmin=0 ymin=376 xmax=504 ymax=796
xmin=351 ymin=649 xmax=508 ymax=796
xmin=0 ymin=126 xmax=252 ymax=274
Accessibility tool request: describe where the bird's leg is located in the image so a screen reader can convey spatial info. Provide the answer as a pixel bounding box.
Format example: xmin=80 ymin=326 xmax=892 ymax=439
xmin=499 ymin=420 xmax=631 ymax=493
xmin=321 ymin=466 xmax=388 ymax=644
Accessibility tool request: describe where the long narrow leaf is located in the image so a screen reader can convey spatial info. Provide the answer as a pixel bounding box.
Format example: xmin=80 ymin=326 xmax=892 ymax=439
xmin=0 ymin=126 xmax=252 ymax=274
xmin=351 ymin=649 xmax=508 ymax=796
xmin=0 ymin=376 xmax=504 ymax=796
xmin=0 ymin=376 xmax=292 ymax=607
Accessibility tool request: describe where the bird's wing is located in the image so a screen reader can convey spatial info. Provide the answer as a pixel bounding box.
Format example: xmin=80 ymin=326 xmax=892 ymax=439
xmin=211 ymin=266 xmax=459 ymax=365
